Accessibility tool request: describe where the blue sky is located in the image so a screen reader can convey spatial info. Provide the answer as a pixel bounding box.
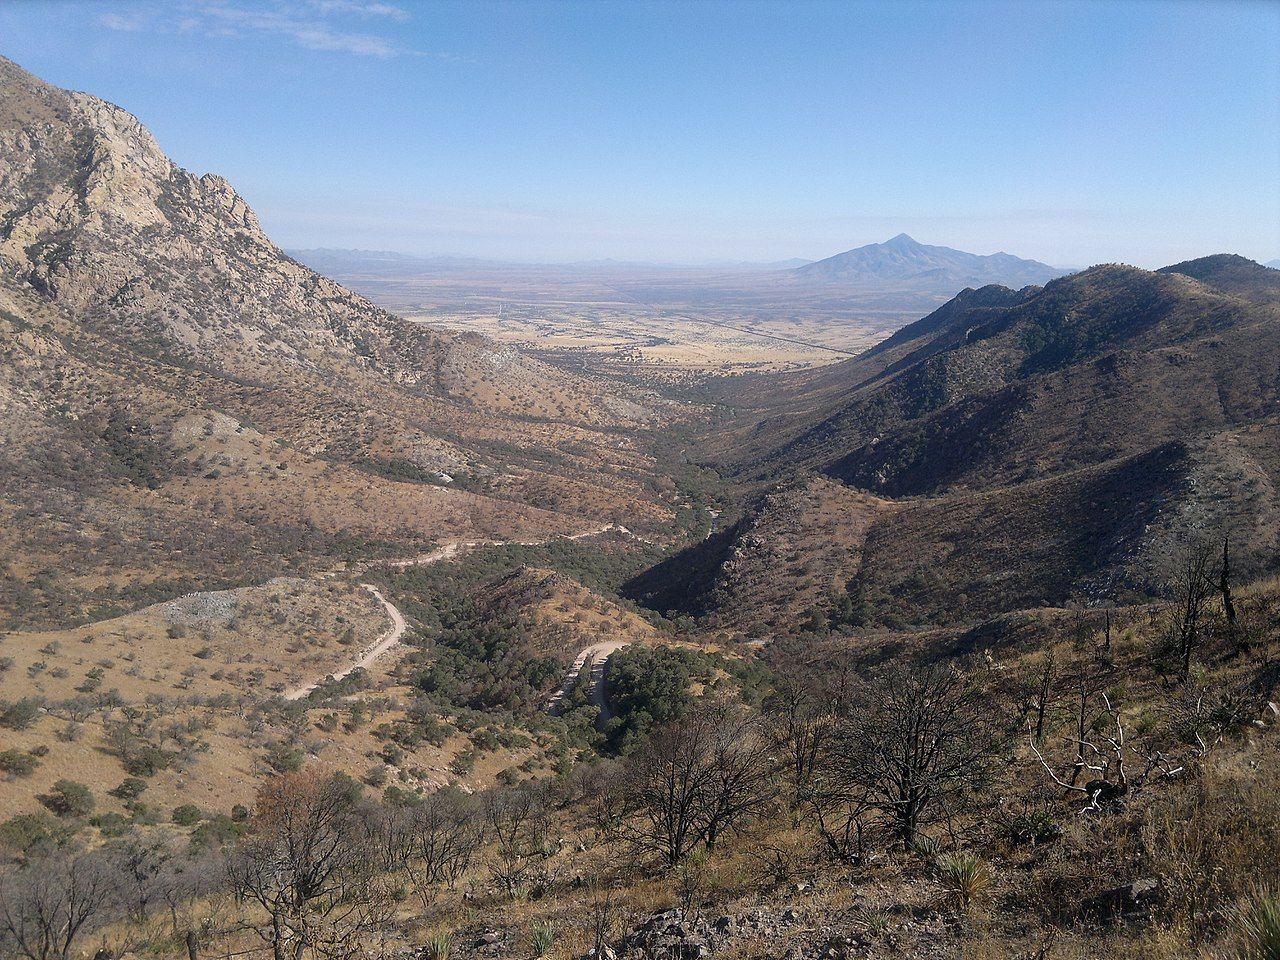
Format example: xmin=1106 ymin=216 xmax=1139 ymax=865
xmin=1 ymin=0 xmax=1276 ymax=266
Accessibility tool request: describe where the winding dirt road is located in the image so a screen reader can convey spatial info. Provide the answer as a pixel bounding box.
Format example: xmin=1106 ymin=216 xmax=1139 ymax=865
xmin=544 ymin=639 xmax=629 ymax=718
xmin=283 ymin=523 xmax=631 ymax=701
xmin=283 ymin=584 xmax=405 ymax=701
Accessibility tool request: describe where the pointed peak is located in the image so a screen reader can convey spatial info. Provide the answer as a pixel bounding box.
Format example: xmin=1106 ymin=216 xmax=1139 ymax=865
xmin=882 ymin=233 xmax=920 ymax=249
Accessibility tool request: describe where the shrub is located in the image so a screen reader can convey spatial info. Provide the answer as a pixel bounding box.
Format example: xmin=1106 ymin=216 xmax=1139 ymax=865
xmin=41 ymin=779 xmax=95 ymax=818
xmin=123 ymin=745 xmax=171 ymax=777
xmin=172 ymin=804 xmax=204 ymax=826
xmin=110 ymin=777 xmax=148 ymax=800
xmin=852 ymin=905 xmax=891 ymax=936
xmin=190 ymin=814 xmax=246 ymax=851
xmin=0 ymin=749 xmax=40 ymax=777
xmin=530 ymin=923 xmax=556 ymax=957
xmin=90 ymin=812 xmax=130 ymax=837
xmin=0 ymin=697 xmax=42 ymax=730
xmin=912 ymin=834 xmax=943 ymax=861
xmin=0 ymin=813 xmax=59 ymax=853
xmin=999 ymin=807 xmax=1061 ymax=847
xmin=265 ymin=744 xmax=304 ymax=773
xmin=936 ymin=851 xmax=991 ymax=912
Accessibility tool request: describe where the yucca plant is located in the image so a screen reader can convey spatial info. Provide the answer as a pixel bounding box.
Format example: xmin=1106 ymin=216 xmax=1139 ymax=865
xmin=530 ymin=922 xmax=556 ymax=957
xmin=936 ymin=850 xmax=991 ymax=911
xmin=1231 ymin=886 xmax=1280 ymax=960
xmin=422 ymin=931 xmax=452 ymax=960
xmin=912 ymin=833 xmax=942 ymax=862
xmin=851 ymin=905 xmax=891 ymax=936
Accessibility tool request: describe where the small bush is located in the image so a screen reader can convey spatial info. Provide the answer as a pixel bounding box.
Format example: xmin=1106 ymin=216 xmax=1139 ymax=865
xmin=936 ymin=851 xmax=991 ymax=911
xmin=0 ymin=698 xmax=42 ymax=730
xmin=0 ymin=749 xmax=40 ymax=777
xmin=999 ymin=807 xmax=1061 ymax=847
xmin=852 ymin=905 xmax=891 ymax=936
xmin=90 ymin=812 xmax=130 ymax=837
xmin=912 ymin=834 xmax=943 ymax=861
xmin=1229 ymin=886 xmax=1280 ymax=960
xmin=123 ymin=745 xmax=171 ymax=777
xmin=41 ymin=779 xmax=95 ymax=818
xmin=265 ymin=744 xmax=304 ymax=773
xmin=0 ymin=813 xmax=59 ymax=853
xmin=190 ymin=814 xmax=246 ymax=851
xmin=422 ymin=932 xmax=452 ymax=960
xmin=111 ymin=777 xmax=148 ymax=800
xmin=172 ymin=804 xmax=204 ymax=826
xmin=530 ymin=923 xmax=556 ymax=957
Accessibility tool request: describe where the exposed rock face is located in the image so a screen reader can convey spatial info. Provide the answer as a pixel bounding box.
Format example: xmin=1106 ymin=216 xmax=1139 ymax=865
xmin=0 ymin=54 xmax=435 ymax=382
xmin=0 ymin=54 xmax=668 ymax=423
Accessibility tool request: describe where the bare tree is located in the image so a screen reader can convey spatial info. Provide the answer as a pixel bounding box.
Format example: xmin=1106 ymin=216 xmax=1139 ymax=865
xmin=1157 ymin=541 xmax=1218 ymax=683
xmin=622 ymin=704 xmax=774 ymax=865
xmin=1061 ymin=649 xmax=1116 ymax=787
xmin=107 ymin=835 xmax=172 ymax=926
xmin=764 ymin=655 xmax=849 ymax=805
xmin=1021 ymin=650 xmax=1057 ymax=742
xmin=483 ymin=783 xmax=548 ymax=898
xmin=803 ymin=756 xmax=875 ymax=865
xmin=401 ymin=790 xmax=482 ymax=906
xmin=0 ymin=849 xmax=116 ymax=960
xmin=828 ymin=666 xmax=996 ymax=851
xmin=622 ymin=718 xmax=716 ymax=866
xmin=701 ymin=704 xmax=775 ymax=850
xmin=1029 ymin=693 xmax=1183 ymax=812
xmin=226 ymin=768 xmax=390 ymax=960
xmin=1219 ymin=538 xmax=1243 ymax=654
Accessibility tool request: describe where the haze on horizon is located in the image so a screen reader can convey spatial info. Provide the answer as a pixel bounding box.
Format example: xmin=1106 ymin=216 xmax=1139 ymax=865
xmin=2 ymin=0 xmax=1276 ymax=269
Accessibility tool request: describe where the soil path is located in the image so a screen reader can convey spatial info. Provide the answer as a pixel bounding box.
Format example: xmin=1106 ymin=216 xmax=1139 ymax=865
xmin=544 ymin=639 xmax=630 ymax=718
xmin=283 ymin=523 xmax=630 ymax=701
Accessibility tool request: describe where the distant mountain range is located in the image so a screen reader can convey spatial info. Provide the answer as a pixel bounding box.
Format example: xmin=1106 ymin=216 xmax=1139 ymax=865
xmin=792 ymin=233 xmax=1067 ymax=288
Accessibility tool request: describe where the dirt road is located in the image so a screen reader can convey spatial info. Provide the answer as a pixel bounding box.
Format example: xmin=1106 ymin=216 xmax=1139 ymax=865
xmin=283 ymin=523 xmax=631 ymax=701
xmin=545 ymin=639 xmax=630 ymax=718
xmin=283 ymin=584 xmax=404 ymax=701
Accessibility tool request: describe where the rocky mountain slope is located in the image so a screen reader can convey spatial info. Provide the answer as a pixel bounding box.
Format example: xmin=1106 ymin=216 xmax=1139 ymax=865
xmin=638 ymin=258 xmax=1280 ymax=629
xmin=0 ymin=55 xmax=679 ymax=628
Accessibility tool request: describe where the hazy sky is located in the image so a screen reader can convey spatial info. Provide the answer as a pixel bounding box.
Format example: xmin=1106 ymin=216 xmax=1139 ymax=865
xmin=1 ymin=0 xmax=1277 ymax=267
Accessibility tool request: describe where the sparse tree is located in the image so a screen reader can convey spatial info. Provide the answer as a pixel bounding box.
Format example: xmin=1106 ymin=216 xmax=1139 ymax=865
xmin=828 ymin=666 xmax=996 ymax=850
xmin=483 ymin=783 xmax=547 ymax=898
xmin=0 ymin=849 xmax=116 ymax=960
xmin=227 ymin=768 xmax=389 ymax=960
xmin=1157 ymin=540 xmax=1218 ymax=683
xmin=700 ymin=705 xmax=775 ymax=851
xmin=764 ymin=655 xmax=849 ymax=805
xmin=401 ymin=790 xmax=482 ymax=906
xmin=622 ymin=704 xmax=774 ymax=865
xmin=107 ymin=835 xmax=171 ymax=925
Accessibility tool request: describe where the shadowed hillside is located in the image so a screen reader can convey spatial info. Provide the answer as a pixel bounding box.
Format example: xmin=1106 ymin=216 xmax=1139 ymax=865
xmin=639 ymin=258 xmax=1280 ymax=629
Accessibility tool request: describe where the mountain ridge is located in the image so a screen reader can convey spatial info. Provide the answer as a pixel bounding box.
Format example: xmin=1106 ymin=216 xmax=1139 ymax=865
xmin=792 ymin=233 xmax=1066 ymax=288
xmin=644 ymin=255 xmax=1280 ymax=630
xmin=0 ymin=53 xmax=680 ymax=628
